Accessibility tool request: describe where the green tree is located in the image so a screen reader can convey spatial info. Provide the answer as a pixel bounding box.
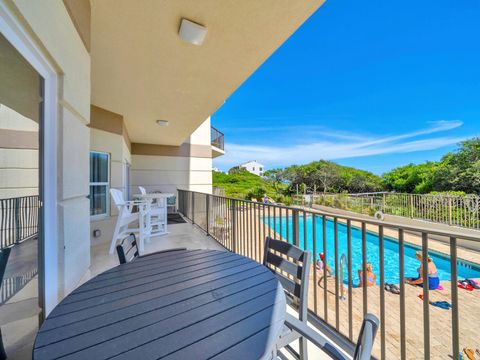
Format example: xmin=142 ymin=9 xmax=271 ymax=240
xmin=432 ymin=138 xmax=480 ymax=194
xmin=382 ymin=138 xmax=480 ymax=194
xmin=383 ymin=162 xmax=436 ymax=193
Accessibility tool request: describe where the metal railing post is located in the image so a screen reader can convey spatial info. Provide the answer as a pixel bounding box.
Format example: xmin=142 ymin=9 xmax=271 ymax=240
xmin=206 ymin=194 xmax=210 ymax=236
xmin=410 ymin=195 xmax=414 ymax=218
xmin=421 ymin=232 xmax=430 ymax=359
xmin=450 ymin=237 xmax=459 ymax=359
xmin=231 ymin=199 xmax=237 ymax=253
xmin=14 ymin=197 xmax=20 ymax=244
xmin=449 ymin=197 xmax=453 ymax=225
xmin=292 ymin=209 xmax=299 ymax=247
xmin=191 ymin=192 xmax=195 ymax=225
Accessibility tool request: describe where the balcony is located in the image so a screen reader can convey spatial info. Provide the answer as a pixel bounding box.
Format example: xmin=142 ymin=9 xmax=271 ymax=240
xmin=3 ymin=190 xmax=479 ymax=359
xmin=177 ymin=189 xmax=480 ymax=360
xmin=211 ymin=126 xmax=225 ymax=158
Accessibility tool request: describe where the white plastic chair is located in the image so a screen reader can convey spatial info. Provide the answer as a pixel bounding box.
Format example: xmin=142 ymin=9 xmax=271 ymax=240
xmin=138 ymin=186 xmax=167 ymax=236
xmin=109 ymin=189 xmax=151 ymax=254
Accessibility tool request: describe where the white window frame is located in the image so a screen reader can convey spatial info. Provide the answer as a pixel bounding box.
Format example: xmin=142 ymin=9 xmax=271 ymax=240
xmin=89 ymin=151 xmax=110 ymax=220
xmin=0 ymin=3 xmax=58 ymax=315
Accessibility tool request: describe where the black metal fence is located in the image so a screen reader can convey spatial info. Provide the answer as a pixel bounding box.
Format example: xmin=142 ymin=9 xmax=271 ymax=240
xmin=211 ymin=126 xmax=224 ymax=150
xmin=178 ymin=189 xmax=480 ymax=360
xmin=0 ymin=195 xmax=40 ymax=249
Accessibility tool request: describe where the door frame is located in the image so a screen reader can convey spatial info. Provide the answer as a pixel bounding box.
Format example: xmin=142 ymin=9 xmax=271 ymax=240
xmin=0 ymin=2 xmax=59 ymax=316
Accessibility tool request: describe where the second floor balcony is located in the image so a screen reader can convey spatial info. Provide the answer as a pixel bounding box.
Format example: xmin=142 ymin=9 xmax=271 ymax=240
xmin=211 ymin=126 xmax=225 ymax=158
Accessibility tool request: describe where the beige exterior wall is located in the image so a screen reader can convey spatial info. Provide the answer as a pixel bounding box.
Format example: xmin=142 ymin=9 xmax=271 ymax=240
xmin=131 ymin=118 xmax=213 ymax=195
xmin=0 ymin=104 xmax=38 ymax=198
xmin=10 ymin=0 xmax=91 ymax=307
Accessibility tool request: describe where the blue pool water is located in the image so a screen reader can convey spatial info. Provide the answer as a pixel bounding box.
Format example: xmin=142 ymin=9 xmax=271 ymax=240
xmin=265 ymin=215 xmax=480 ymax=285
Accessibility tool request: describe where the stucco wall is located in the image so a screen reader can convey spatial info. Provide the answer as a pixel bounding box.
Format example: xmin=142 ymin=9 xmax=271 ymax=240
xmin=130 ymin=118 xmax=213 ymax=195
xmin=0 ymin=104 xmax=38 ymax=198
xmin=11 ymin=0 xmax=91 ymax=306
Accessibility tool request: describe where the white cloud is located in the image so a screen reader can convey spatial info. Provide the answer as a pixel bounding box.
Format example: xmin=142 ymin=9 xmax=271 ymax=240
xmin=214 ymin=120 xmax=467 ymax=169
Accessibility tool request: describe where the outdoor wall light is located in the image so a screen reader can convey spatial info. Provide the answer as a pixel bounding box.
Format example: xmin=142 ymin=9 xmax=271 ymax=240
xmin=156 ymin=120 xmax=169 ymax=126
xmin=179 ymin=18 xmax=208 ymax=46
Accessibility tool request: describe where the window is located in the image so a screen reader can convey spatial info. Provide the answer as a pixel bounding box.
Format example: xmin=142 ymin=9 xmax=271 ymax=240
xmin=259 ymin=167 xmax=263 ymax=171
xmin=90 ymin=151 xmax=110 ymax=217
xmin=252 ymin=167 xmax=255 ymax=171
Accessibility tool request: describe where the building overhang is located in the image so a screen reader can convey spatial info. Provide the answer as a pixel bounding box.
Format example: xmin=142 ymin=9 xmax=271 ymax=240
xmin=89 ymin=0 xmax=325 ymax=146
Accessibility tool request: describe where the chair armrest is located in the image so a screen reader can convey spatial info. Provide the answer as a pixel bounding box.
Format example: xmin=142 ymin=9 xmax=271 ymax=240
xmin=283 ymin=314 xmax=347 ymax=360
xmin=118 ymin=200 xmax=149 ymax=213
xmin=284 ymin=313 xmax=379 ymax=360
xmin=284 ymin=313 xmax=331 ymax=350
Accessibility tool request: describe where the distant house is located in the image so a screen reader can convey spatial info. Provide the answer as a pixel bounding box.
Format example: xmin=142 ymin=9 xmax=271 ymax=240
xmin=232 ymin=160 xmax=265 ymax=176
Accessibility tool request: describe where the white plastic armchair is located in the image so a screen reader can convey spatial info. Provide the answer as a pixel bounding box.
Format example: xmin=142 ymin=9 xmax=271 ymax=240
xmin=109 ymin=189 xmax=151 ymax=254
xmin=276 ymin=313 xmax=379 ymax=360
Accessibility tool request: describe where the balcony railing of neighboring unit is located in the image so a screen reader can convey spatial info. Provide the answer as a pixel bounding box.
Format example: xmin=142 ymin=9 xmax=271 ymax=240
xmin=177 ymin=189 xmax=480 ymax=360
xmin=0 ymin=195 xmax=39 ymax=249
xmin=211 ymin=126 xmax=224 ymax=151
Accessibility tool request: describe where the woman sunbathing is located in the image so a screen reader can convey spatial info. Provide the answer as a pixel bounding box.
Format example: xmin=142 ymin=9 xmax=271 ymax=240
xmin=405 ymin=251 xmax=440 ymax=290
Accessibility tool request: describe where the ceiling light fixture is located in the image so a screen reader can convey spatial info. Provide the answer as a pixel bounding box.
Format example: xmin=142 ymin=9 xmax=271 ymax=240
xmin=156 ymin=120 xmax=169 ymax=127
xmin=179 ymin=18 xmax=208 ymax=46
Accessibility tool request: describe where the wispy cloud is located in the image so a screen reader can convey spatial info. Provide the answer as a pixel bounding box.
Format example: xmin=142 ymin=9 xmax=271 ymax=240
xmin=214 ymin=120 xmax=467 ymax=169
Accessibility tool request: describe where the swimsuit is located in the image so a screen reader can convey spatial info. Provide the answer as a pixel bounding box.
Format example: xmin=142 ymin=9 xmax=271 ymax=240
xmin=359 ymin=271 xmax=375 ymax=285
xmin=414 ymin=267 xmax=440 ymax=289
xmin=366 ymin=273 xmax=375 ymax=285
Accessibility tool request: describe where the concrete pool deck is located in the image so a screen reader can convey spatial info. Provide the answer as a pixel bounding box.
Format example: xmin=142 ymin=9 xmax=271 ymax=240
xmin=309 ymin=275 xmax=480 ymax=359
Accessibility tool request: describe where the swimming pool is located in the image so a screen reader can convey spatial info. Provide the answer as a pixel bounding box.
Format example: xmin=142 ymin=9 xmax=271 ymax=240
xmin=265 ymin=215 xmax=480 ymax=285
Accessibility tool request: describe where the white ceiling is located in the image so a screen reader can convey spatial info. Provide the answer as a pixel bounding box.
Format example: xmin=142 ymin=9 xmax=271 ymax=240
xmin=90 ymin=0 xmax=325 ymax=145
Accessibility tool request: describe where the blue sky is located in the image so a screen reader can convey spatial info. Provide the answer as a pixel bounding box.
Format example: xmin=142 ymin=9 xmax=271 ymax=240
xmin=212 ymin=0 xmax=480 ymax=175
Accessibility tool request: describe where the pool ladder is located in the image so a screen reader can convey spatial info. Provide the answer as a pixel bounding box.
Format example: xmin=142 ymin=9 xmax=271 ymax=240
xmin=339 ymin=253 xmax=347 ymax=301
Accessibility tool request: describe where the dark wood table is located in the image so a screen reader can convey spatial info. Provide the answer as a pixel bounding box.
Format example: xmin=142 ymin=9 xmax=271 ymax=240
xmin=33 ymin=249 xmax=286 ymax=360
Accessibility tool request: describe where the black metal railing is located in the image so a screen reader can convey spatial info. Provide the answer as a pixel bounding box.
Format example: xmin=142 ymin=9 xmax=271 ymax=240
xmin=211 ymin=126 xmax=224 ymax=150
xmin=178 ymin=189 xmax=480 ymax=360
xmin=0 ymin=195 xmax=40 ymax=249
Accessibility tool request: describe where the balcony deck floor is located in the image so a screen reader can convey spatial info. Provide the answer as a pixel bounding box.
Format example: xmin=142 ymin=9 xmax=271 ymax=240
xmin=87 ymin=218 xmax=335 ymax=359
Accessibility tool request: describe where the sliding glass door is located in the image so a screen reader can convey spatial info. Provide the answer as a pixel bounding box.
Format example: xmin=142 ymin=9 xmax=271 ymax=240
xmin=0 ymin=32 xmax=43 ymax=358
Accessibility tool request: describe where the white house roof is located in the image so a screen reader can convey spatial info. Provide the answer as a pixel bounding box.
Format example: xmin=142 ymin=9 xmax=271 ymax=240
xmin=240 ymin=160 xmax=264 ymax=167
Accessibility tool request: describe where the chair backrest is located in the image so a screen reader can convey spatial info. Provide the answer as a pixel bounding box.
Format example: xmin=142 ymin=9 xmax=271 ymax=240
xmin=263 ymin=236 xmax=311 ymax=321
xmin=110 ymin=188 xmax=125 ymax=208
xmin=138 ymin=186 xmax=147 ymax=195
xmin=353 ymin=313 xmax=380 ymax=360
xmin=116 ymin=233 xmax=139 ymax=264
xmin=111 ymin=188 xmax=134 ymax=217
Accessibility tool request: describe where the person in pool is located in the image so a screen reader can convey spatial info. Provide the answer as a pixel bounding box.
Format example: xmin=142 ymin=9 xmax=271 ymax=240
xmin=316 ymin=253 xmax=332 ymax=277
xmin=358 ymin=263 xmax=376 ymax=287
xmin=405 ymin=251 xmax=440 ymax=290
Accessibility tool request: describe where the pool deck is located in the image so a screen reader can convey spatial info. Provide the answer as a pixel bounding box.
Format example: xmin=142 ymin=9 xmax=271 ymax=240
xmin=246 ymin=206 xmax=480 ymax=359
xmin=309 ymin=275 xmax=480 ymax=360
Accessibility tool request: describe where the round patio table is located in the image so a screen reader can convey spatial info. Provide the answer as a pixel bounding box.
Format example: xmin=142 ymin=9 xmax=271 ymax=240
xmin=33 ymin=249 xmax=286 ymax=360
